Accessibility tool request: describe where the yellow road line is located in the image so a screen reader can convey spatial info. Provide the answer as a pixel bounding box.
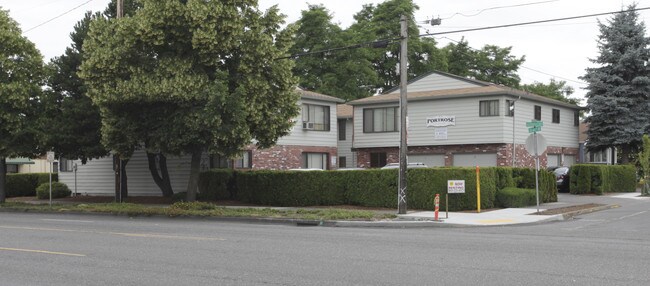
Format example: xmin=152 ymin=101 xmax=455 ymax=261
xmin=0 ymin=247 xmax=85 ymax=257
xmin=0 ymin=225 xmax=225 ymax=241
xmin=476 ymin=219 xmax=515 ymax=224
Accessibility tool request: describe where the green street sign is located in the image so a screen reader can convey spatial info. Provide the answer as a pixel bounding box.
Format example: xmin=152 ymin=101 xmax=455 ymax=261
xmin=528 ymin=126 xmax=541 ymax=133
xmin=526 ymin=121 xmax=543 ymax=128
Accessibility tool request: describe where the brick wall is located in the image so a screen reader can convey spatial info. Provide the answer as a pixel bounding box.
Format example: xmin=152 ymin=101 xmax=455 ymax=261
xmin=356 ymin=144 xmax=579 ymax=168
xmin=248 ymin=145 xmax=338 ymax=170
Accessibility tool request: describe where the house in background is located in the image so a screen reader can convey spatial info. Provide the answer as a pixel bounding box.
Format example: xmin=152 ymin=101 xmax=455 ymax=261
xmin=6 ymin=157 xmax=36 ymax=173
xmin=59 ymin=88 xmax=343 ymax=195
xmin=578 ymin=122 xmax=617 ymax=165
xmin=336 ymin=104 xmax=357 ymax=168
xmin=347 ymin=71 xmax=581 ymax=168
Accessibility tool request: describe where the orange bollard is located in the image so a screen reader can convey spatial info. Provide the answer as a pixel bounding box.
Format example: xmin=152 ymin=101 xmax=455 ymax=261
xmin=434 ymin=194 xmax=440 ymax=221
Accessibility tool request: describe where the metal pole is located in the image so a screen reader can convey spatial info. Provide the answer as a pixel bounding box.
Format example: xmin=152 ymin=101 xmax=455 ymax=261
xmin=398 ymin=15 xmax=408 ymax=214
xmin=73 ymin=163 xmax=77 ymax=197
xmin=49 ymin=161 xmax=52 ymax=207
xmin=534 ymin=132 xmax=540 ymax=214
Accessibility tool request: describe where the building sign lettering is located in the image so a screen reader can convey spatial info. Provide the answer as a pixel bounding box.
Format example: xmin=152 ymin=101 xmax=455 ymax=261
xmin=426 ymin=116 xmax=455 ymax=127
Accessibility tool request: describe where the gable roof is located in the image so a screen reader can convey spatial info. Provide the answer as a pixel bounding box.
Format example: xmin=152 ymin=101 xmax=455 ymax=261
xmin=337 ymin=104 xmax=353 ymax=118
xmin=349 ymin=85 xmax=583 ymax=110
xmin=297 ymin=88 xmax=345 ymax=103
xmin=382 ymin=70 xmax=489 ymax=94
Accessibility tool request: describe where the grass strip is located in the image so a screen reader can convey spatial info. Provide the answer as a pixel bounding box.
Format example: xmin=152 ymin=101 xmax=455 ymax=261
xmin=0 ymin=202 xmax=396 ymax=221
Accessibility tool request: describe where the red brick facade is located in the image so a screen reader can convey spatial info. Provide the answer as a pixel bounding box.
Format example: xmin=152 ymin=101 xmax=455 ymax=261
xmin=248 ymin=145 xmax=338 ymax=170
xmin=355 ymin=144 xmax=579 ymax=168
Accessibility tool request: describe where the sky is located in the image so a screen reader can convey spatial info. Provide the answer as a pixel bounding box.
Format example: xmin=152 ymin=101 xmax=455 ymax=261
xmin=3 ymin=0 xmax=650 ymax=103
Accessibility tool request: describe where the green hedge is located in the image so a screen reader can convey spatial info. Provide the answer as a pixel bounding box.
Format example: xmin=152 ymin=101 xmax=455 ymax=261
xmin=198 ymin=169 xmax=234 ymax=200
xmin=36 ymin=182 xmax=71 ymax=199
xmin=496 ymin=187 xmax=536 ymax=208
xmin=199 ymin=167 xmax=553 ymax=211
xmin=6 ymin=173 xmax=58 ymax=197
xmin=570 ymin=164 xmax=636 ymax=195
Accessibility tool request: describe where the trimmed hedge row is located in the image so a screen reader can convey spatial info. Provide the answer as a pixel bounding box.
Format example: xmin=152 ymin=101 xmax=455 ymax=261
xmin=496 ymin=187 xmax=536 ymax=208
xmin=6 ymin=173 xmax=58 ymax=197
xmin=569 ymin=164 xmax=636 ymax=195
xmin=199 ymin=167 xmax=556 ymax=211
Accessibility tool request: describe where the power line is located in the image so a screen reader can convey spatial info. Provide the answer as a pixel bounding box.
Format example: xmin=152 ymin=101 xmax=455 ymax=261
xmin=280 ymin=6 xmax=650 ymax=60
xmin=441 ymin=0 xmax=560 ymax=20
xmin=438 ymin=36 xmax=587 ymax=85
xmin=418 ymin=7 xmax=650 ymax=38
xmin=23 ymin=0 xmax=95 ymax=34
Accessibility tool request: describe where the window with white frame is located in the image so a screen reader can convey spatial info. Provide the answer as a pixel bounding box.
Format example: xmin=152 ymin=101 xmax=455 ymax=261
xmin=363 ymin=107 xmax=398 ymax=133
xmin=302 ymin=104 xmax=330 ymax=131
xmin=233 ymin=151 xmax=252 ymax=169
xmin=303 ymin=153 xmax=328 ymax=169
xmin=479 ymin=100 xmax=499 ymax=117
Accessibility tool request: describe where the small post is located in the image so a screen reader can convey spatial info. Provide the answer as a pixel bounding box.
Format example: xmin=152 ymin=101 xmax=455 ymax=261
xmin=445 ymin=193 xmax=449 ymax=219
xmin=49 ymin=162 xmax=52 ymax=207
xmin=534 ymin=132 xmax=540 ymax=214
xmin=476 ymin=165 xmax=481 ymax=213
xmin=434 ymin=194 xmax=440 ymax=221
xmin=73 ymin=163 xmax=78 ymax=197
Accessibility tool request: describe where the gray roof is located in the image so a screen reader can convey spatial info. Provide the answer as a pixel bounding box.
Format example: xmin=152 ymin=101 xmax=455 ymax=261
xmin=297 ymin=88 xmax=345 ymax=103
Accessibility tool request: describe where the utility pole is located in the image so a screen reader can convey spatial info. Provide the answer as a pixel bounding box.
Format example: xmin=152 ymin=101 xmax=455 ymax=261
xmin=398 ymin=15 xmax=408 ymax=215
xmin=114 ymin=0 xmax=124 ymax=203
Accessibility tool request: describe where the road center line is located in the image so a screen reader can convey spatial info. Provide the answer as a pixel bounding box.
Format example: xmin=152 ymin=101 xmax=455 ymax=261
xmin=0 ymin=247 xmax=85 ymax=257
xmin=616 ymin=211 xmax=647 ymax=220
xmin=0 ymin=225 xmax=225 ymax=241
xmin=41 ymin=219 xmax=95 ymax=223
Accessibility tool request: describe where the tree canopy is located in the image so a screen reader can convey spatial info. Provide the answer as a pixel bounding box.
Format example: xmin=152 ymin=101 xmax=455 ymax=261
xmin=521 ymin=78 xmax=578 ymax=105
xmin=0 ymin=9 xmax=44 ymax=202
xmin=581 ymin=4 xmax=650 ymax=163
xmin=80 ymin=0 xmax=299 ymax=200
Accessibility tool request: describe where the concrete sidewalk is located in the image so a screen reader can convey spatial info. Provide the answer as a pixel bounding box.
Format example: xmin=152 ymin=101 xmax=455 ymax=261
xmin=396 ymin=208 xmax=563 ymax=226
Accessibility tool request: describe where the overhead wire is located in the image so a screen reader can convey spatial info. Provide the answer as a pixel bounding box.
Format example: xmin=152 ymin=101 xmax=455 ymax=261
xmin=440 ymin=0 xmax=560 ymax=20
xmin=23 ymin=0 xmax=95 ymax=34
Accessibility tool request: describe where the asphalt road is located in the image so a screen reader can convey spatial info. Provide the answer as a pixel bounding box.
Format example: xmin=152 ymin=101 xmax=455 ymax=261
xmin=1 ymin=194 xmax=649 ymax=286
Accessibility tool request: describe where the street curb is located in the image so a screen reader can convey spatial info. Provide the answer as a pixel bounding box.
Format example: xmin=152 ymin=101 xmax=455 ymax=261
xmin=559 ymin=204 xmax=619 ymax=220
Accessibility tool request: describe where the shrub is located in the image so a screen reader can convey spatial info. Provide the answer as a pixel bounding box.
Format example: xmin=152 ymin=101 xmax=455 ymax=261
xmin=496 ymin=187 xmax=536 ymax=208
xmin=409 ymin=167 xmax=497 ymax=211
xmin=511 ymin=168 xmax=557 ymax=203
xmin=6 ymin=173 xmax=58 ymax=197
xmin=570 ymin=164 xmax=636 ymax=195
xmin=36 ymin=182 xmax=71 ymax=199
xmin=198 ymin=169 xmax=234 ymax=200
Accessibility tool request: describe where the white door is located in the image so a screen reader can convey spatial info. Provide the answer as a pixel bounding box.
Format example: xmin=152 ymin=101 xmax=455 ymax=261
xmin=408 ymin=154 xmax=445 ymax=167
xmin=453 ymin=153 xmax=497 ymax=167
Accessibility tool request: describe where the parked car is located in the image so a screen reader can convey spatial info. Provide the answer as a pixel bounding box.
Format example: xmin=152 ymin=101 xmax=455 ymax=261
xmin=551 ymin=166 xmax=570 ymax=192
xmin=381 ymin=162 xmax=428 ymax=169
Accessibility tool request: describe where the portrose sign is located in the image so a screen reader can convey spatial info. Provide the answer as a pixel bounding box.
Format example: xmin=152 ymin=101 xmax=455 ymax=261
xmin=447 ymin=180 xmax=465 ymax=194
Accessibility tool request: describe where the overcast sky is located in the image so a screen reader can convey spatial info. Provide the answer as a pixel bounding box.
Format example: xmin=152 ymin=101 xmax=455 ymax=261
xmin=3 ymin=0 xmax=650 ymax=102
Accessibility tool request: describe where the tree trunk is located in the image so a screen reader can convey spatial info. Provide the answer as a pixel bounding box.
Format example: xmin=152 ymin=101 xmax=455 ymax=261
xmin=185 ymin=149 xmax=202 ymax=202
xmin=113 ymin=155 xmax=129 ymax=202
xmin=0 ymin=157 xmax=6 ymax=203
xmin=147 ymin=152 xmax=173 ymax=197
xmin=621 ymin=145 xmax=631 ymax=164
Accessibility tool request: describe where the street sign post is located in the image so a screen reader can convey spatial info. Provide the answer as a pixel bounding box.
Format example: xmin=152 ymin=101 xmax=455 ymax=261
xmin=524 ymin=121 xmax=546 ymax=214
xmin=46 ymin=151 xmax=55 ymax=207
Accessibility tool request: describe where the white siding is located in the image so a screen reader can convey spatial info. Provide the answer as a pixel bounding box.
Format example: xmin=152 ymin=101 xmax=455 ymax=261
xmin=337 ymin=119 xmax=357 ymax=168
xmin=353 ymin=95 xmax=579 ymax=149
xmin=59 ymin=150 xmax=208 ymax=196
xmin=388 ymin=73 xmax=482 ymax=94
xmin=276 ymin=98 xmax=338 ymax=148
xmin=513 ymin=99 xmax=579 ymax=148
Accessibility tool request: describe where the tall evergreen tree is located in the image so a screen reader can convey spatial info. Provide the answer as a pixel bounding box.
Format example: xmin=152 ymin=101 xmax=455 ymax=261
xmin=0 ymin=9 xmax=44 ymax=202
xmin=581 ymin=5 xmax=650 ymax=164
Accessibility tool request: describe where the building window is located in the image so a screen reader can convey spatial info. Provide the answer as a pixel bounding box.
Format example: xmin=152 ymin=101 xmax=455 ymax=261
xmin=338 ymin=119 xmax=346 ymax=140
xmin=574 ymin=111 xmax=579 ymax=126
xmin=534 ymin=105 xmax=541 ymax=121
xmin=302 ymin=104 xmax=330 ymax=131
xmin=303 ymin=153 xmax=328 ymax=169
xmin=233 ymin=151 xmax=252 ymax=169
xmin=6 ymin=165 xmax=18 ymax=173
xmin=479 ymin=100 xmax=499 ymax=117
xmin=339 ymin=156 xmax=347 ymax=168
xmin=210 ymin=155 xmax=231 ymax=169
xmin=59 ymin=158 xmax=73 ymax=172
xmin=506 ymin=100 xmax=514 ymax=117
xmin=363 ymin=107 xmax=398 ymax=133
xmin=552 ymin=109 xmax=560 ymax=123
xmin=370 ymin=152 xmax=387 ymax=168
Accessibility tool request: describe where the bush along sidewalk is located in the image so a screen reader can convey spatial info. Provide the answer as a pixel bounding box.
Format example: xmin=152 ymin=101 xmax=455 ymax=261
xmin=569 ymin=164 xmax=636 ymax=195
xmin=199 ymin=167 xmax=556 ymax=211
